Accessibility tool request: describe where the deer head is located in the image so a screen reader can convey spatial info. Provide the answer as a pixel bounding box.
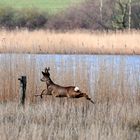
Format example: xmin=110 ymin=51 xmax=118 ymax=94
xmin=41 ymin=67 xmax=50 ymax=82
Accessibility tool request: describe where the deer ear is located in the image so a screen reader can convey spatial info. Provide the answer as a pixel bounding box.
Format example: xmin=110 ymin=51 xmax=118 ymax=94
xmin=48 ymin=67 xmax=50 ymax=71
xmin=45 ymin=68 xmax=47 ymax=73
xmin=42 ymin=71 xmax=45 ymax=75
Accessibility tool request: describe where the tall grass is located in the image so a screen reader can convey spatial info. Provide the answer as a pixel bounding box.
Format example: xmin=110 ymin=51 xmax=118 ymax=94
xmin=0 ymin=29 xmax=140 ymax=54
xmin=0 ymin=99 xmax=139 ymax=140
xmin=0 ymin=54 xmax=139 ymax=102
xmin=0 ymin=54 xmax=140 ymax=139
xmin=0 ymin=32 xmax=140 ymax=139
xmin=0 ymin=55 xmax=140 ymax=139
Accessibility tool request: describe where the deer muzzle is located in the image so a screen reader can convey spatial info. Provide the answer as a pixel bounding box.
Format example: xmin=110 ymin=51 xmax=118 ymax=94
xmin=40 ymin=78 xmax=45 ymax=82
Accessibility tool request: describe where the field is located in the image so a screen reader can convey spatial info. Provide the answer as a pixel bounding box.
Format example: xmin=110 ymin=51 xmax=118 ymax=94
xmin=0 ymin=0 xmax=82 ymax=13
xmin=0 ymin=30 xmax=140 ymax=54
xmin=0 ymin=99 xmax=140 ymax=140
xmin=0 ymin=52 xmax=140 ymax=139
xmin=0 ymin=29 xmax=140 ymax=139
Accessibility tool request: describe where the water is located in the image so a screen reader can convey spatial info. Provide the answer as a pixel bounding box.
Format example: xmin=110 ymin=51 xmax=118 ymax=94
xmin=0 ymin=54 xmax=140 ymax=101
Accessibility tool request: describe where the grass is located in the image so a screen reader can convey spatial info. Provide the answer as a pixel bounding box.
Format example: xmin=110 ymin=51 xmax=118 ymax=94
xmin=0 ymin=0 xmax=82 ymax=13
xmin=0 ymin=54 xmax=140 ymax=139
xmin=0 ymin=100 xmax=139 ymax=140
xmin=0 ymin=29 xmax=140 ymax=54
xmin=0 ymin=29 xmax=140 ymax=139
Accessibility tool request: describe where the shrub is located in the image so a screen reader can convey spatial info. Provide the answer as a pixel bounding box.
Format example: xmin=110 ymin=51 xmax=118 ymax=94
xmin=0 ymin=7 xmax=49 ymax=29
xmin=21 ymin=9 xmax=48 ymax=29
xmin=0 ymin=0 xmax=139 ymax=30
xmin=0 ymin=7 xmax=16 ymax=29
xmin=48 ymin=0 xmax=116 ymax=30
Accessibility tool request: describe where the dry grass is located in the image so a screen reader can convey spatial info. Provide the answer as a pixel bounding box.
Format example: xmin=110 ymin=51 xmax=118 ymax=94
xmin=0 ymin=29 xmax=140 ymax=54
xmin=0 ymin=54 xmax=139 ymax=103
xmin=0 ymin=96 xmax=140 ymax=140
xmin=0 ymin=53 xmax=140 ymax=139
xmin=0 ymin=29 xmax=140 ymax=139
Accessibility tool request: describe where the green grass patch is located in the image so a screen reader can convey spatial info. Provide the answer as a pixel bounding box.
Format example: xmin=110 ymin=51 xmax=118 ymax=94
xmin=0 ymin=0 xmax=82 ymax=13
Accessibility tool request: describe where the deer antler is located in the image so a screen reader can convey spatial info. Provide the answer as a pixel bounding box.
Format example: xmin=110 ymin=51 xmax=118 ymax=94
xmin=45 ymin=67 xmax=50 ymax=73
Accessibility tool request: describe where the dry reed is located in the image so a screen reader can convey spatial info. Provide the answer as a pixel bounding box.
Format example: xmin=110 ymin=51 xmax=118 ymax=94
xmin=0 ymin=54 xmax=140 ymax=139
xmin=0 ymin=95 xmax=140 ymax=140
xmin=0 ymin=29 xmax=140 ymax=54
xmin=0 ymin=33 xmax=140 ymax=139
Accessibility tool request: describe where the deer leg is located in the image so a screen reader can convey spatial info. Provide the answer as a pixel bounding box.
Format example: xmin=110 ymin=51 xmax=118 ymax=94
xmin=34 ymin=89 xmax=46 ymax=98
xmin=75 ymin=93 xmax=85 ymax=98
xmin=75 ymin=93 xmax=95 ymax=104
xmin=40 ymin=89 xmax=47 ymax=98
xmin=84 ymin=94 xmax=95 ymax=104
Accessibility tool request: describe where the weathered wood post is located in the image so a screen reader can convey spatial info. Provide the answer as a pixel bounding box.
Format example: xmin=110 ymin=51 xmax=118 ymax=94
xmin=18 ymin=76 xmax=27 ymax=106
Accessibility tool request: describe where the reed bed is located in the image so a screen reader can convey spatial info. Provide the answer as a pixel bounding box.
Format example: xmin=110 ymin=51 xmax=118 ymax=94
xmin=0 ymin=54 xmax=140 ymax=139
xmin=0 ymin=54 xmax=139 ymax=103
xmin=0 ymin=29 xmax=140 ymax=54
xmin=0 ymin=93 xmax=140 ymax=140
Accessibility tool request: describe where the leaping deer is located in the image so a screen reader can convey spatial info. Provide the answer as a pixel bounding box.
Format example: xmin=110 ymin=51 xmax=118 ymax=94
xmin=35 ymin=67 xmax=95 ymax=104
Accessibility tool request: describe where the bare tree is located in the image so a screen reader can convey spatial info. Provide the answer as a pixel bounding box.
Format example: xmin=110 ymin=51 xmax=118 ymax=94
xmin=128 ymin=0 xmax=131 ymax=30
xmin=100 ymin=0 xmax=103 ymax=22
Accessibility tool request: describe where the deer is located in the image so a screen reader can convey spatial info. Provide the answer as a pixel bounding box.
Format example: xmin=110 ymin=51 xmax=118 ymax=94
xmin=35 ymin=67 xmax=95 ymax=104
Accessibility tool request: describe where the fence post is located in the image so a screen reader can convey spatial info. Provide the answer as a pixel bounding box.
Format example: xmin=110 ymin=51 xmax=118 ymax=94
xmin=18 ymin=76 xmax=27 ymax=106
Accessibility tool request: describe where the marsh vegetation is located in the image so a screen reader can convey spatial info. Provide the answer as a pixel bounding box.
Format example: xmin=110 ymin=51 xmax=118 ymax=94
xmin=0 ymin=54 xmax=140 ymax=139
xmin=0 ymin=30 xmax=140 ymax=54
xmin=0 ymin=0 xmax=139 ymax=139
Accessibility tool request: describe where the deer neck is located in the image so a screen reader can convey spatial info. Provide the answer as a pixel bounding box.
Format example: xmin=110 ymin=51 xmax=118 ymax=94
xmin=46 ymin=76 xmax=54 ymax=86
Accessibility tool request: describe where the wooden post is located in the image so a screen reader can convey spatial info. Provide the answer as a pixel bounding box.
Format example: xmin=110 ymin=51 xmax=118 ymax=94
xmin=18 ymin=76 xmax=27 ymax=106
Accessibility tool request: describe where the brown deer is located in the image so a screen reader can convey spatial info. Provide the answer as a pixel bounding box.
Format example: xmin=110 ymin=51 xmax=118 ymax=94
xmin=35 ymin=67 xmax=95 ymax=104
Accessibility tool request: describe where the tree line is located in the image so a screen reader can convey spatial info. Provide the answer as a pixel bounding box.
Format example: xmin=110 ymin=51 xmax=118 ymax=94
xmin=0 ymin=0 xmax=139 ymax=30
